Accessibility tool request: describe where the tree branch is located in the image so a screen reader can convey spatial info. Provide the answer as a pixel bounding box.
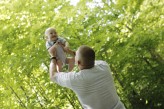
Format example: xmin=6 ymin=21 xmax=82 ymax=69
xmin=9 ymin=86 xmax=28 ymax=109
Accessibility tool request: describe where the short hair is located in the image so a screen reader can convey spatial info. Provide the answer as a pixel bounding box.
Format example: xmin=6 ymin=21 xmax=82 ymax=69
xmin=78 ymin=45 xmax=95 ymax=66
xmin=44 ymin=27 xmax=56 ymax=38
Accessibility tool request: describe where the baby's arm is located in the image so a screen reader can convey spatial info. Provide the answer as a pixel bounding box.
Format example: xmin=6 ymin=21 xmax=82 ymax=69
xmin=63 ymin=41 xmax=75 ymax=56
xmin=64 ymin=41 xmax=69 ymax=51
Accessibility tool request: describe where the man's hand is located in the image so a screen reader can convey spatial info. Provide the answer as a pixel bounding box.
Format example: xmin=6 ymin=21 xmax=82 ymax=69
xmin=50 ymin=58 xmax=57 ymax=81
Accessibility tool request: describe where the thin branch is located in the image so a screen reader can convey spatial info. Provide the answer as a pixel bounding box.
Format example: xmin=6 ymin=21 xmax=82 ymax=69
xmin=9 ymin=86 xmax=28 ymax=109
xmin=20 ymin=86 xmax=30 ymax=102
xmin=149 ymin=49 xmax=164 ymax=65
xmin=30 ymin=77 xmax=49 ymax=102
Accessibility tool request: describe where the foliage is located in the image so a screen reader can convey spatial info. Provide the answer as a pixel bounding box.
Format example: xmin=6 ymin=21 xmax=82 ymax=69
xmin=0 ymin=0 xmax=163 ymax=108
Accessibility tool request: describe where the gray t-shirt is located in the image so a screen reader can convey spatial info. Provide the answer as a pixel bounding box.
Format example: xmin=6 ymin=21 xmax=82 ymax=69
xmin=53 ymin=60 xmax=126 ymax=109
xmin=46 ymin=37 xmax=67 ymax=64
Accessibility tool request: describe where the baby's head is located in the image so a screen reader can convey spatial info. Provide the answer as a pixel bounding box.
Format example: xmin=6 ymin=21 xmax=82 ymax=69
xmin=45 ymin=27 xmax=58 ymax=41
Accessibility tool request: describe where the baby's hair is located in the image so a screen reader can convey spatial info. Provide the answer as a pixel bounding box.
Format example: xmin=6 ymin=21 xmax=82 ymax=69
xmin=45 ymin=27 xmax=56 ymax=34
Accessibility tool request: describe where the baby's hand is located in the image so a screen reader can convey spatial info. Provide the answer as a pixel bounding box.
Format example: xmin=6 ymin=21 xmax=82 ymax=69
xmin=57 ymin=42 xmax=64 ymax=47
xmin=63 ymin=46 xmax=69 ymax=52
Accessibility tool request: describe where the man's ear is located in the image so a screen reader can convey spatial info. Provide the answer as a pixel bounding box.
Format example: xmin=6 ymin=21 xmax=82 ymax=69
xmin=77 ymin=60 xmax=81 ymax=65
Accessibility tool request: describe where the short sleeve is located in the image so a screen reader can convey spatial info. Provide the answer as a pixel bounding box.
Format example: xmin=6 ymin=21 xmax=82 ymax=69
xmin=57 ymin=37 xmax=66 ymax=44
xmin=52 ymin=72 xmax=73 ymax=88
xmin=95 ymin=60 xmax=111 ymax=71
xmin=46 ymin=41 xmax=52 ymax=50
xmin=95 ymin=60 xmax=109 ymax=66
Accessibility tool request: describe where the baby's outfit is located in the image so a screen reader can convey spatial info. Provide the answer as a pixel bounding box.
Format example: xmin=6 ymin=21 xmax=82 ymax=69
xmin=46 ymin=37 xmax=67 ymax=64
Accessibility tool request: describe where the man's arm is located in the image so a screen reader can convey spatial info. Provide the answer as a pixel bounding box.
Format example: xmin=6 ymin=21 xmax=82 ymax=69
xmin=48 ymin=45 xmax=58 ymax=81
xmin=49 ymin=58 xmax=57 ymax=81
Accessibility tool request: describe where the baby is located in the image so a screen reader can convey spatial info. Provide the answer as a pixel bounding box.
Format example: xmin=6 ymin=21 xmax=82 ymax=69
xmin=45 ymin=27 xmax=75 ymax=73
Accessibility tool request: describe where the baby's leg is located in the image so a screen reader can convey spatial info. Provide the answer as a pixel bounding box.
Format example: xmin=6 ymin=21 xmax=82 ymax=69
xmin=56 ymin=59 xmax=63 ymax=72
xmin=66 ymin=49 xmax=76 ymax=56
xmin=48 ymin=45 xmax=57 ymax=58
xmin=48 ymin=45 xmax=66 ymax=72
xmin=66 ymin=57 xmax=75 ymax=71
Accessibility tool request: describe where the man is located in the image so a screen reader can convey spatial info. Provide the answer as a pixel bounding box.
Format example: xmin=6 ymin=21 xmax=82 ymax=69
xmin=50 ymin=45 xmax=125 ymax=109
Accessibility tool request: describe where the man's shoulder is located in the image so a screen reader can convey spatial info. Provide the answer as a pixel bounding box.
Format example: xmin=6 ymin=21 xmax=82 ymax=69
xmin=95 ymin=60 xmax=108 ymax=65
xmin=95 ymin=60 xmax=110 ymax=70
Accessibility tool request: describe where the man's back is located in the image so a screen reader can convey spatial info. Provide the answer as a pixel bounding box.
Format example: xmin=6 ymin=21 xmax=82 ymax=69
xmin=69 ymin=61 xmax=125 ymax=109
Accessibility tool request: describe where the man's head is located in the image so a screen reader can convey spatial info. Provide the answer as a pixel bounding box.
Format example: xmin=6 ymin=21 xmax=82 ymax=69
xmin=75 ymin=45 xmax=95 ymax=70
xmin=45 ymin=28 xmax=58 ymax=41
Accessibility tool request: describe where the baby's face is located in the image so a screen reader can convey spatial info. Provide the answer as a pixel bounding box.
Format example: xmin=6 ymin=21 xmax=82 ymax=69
xmin=45 ymin=28 xmax=58 ymax=41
